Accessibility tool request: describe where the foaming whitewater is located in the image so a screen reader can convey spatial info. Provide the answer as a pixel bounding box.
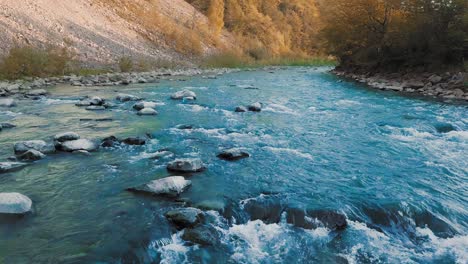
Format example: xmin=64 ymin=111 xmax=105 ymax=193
xmin=0 ymin=67 xmax=466 ymax=263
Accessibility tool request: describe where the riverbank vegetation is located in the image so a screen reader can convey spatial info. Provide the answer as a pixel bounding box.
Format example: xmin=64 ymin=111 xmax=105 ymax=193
xmin=320 ymin=0 xmax=468 ymax=72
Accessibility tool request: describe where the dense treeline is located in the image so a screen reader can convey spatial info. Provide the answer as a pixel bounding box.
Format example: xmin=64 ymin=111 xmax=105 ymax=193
xmin=187 ymin=0 xmax=322 ymax=59
xmin=320 ymin=0 xmax=468 ymax=70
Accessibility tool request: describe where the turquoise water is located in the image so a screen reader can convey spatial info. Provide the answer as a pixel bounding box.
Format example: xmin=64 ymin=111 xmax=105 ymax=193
xmin=0 ymin=67 xmax=467 ymax=263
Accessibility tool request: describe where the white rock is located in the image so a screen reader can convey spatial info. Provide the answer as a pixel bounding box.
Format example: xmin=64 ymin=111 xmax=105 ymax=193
xmin=0 ymin=98 xmax=16 ymax=107
xmin=59 ymin=139 xmax=98 ymax=152
xmin=171 ymin=90 xmax=197 ymax=100
xmin=137 ymin=108 xmax=158 ymax=115
xmin=14 ymin=140 xmax=55 ymax=154
xmin=167 ymin=158 xmax=205 ymax=172
xmin=129 ymin=176 xmax=192 ymax=197
xmin=0 ymin=193 xmax=32 ymax=214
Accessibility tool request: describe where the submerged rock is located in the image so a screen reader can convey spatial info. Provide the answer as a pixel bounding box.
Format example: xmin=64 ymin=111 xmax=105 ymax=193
xmin=116 ymin=93 xmax=141 ymax=102
xmin=235 ymin=106 xmax=247 ymax=112
xmin=434 ymin=123 xmax=456 ymax=133
xmin=0 ymin=193 xmax=32 ymax=214
xmin=54 ymin=132 xmax=80 ymax=142
xmin=133 ymin=101 xmax=158 ymax=110
xmin=14 ymin=140 xmax=55 ymax=155
xmin=16 ymin=150 xmax=45 ymax=161
xmin=176 ymin=124 xmax=193 ymax=130
xmin=0 ymin=123 xmax=16 ymax=129
xmin=171 ymin=90 xmax=197 ymax=100
xmin=137 ymin=108 xmax=158 ymax=116
xmin=242 ymin=195 xmax=285 ymax=224
xmin=58 ymin=139 xmax=98 ymax=152
xmin=165 ymin=207 xmax=204 ymax=229
xmin=217 ymin=148 xmax=250 ymax=161
xmin=306 ymin=210 xmax=347 ymax=230
xmin=167 ymin=158 xmax=205 ymax=172
xmin=0 ymin=162 xmax=28 ymax=173
xmin=101 ymin=136 xmax=119 ymax=147
xmin=247 ymin=102 xmax=262 ymax=112
xmin=182 ymin=225 xmax=218 ymax=246
xmin=127 ymin=176 xmax=192 ymax=197
xmin=121 ymin=137 xmax=146 ymax=145
xmin=0 ymin=98 xmax=16 ymax=107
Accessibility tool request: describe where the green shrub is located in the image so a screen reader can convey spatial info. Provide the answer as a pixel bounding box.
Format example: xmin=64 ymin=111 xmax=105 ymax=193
xmin=0 ymin=46 xmax=73 ymax=80
xmin=118 ymin=56 xmax=133 ymax=72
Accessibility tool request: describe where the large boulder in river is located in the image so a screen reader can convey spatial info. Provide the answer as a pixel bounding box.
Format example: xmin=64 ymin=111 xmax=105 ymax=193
xmin=170 ymin=90 xmax=197 ymax=100
xmin=242 ymin=195 xmax=285 ymax=224
xmin=167 ymin=158 xmax=205 ymax=173
xmin=127 ymin=176 xmax=192 ymax=197
xmin=165 ymin=207 xmax=204 ymax=229
xmin=121 ymin=137 xmax=147 ymax=145
xmin=133 ymin=101 xmax=158 ymax=111
xmin=0 ymin=98 xmax=16 ymax=107
xmin=14 ymin=140 xmax=55 ymax=155
xmin=235 ymin=106 xmax=247 ymax=112
xmin=306 ymin=209 xmax=347 ymax=230
xmin=182 ymin=225 xmax=218 ymax=246
xmin=247 ymin=102 xmax=262 ymax=112
xmin=58 ymin=139 xmax=98 ymax=152
xmin=16 ymin=150 xmax=45 ymax=161
xmin=217 ymin=148 xmax=250 ymax=161
xmin=116 ymin=93 xmax=141 ymax=102
xmin=54 ymin=132 xmax=80 ymax=142
xmin=0 ymin=193 xmax=32 ymax=214
xmin=137 ymin=108 xmax=158 ymax=116
xmin=0 ymin=162 xmax=28 ymax=173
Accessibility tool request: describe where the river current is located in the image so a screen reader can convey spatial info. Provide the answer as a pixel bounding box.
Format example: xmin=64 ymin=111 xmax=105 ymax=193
xmin=0 ymin=67 xmax=467 ymax=263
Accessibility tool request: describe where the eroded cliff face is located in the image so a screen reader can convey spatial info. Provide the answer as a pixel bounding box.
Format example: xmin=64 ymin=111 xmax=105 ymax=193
xmin=0 ymin=0 xmax=234 ymax=66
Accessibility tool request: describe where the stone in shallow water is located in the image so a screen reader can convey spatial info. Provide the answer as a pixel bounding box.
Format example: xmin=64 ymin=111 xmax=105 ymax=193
xmin=54 ymin=132 xmax=80 ymax=142
xmin=121 ymin=137 xmax=146 ymax=145
xmin=247 ymin=102 xmax=262 ymax=112
xmin=0 ymin=192 xmax=32 ymax=214
xmin=242 ymin=195 xmax=285 ymax=224
xmin=167 ymin=158 xmax=205 ymax=172
xmin=165 ymin=207 xmax=204 ymax=229
xmin=217 ymin=148 xmax=250 ymax=161
xmin=16 ymin=150 xmax=45 ymax=161
xmin=116 ymin=93 xmax=141 ymax=102
xmin=85 ymin=106 xmax=106 ymax=111
xmin=26 ymin=89 xmax=47 ymax=96
xmin=170 ymin=90 xmax=197 ymax=100
xmin=0 ymin=162 xmax=28 ymax=173
xmin=182 ymin=225 xmax=218 ymax=246
xmin=0 ymin=98 xmax=16 ymax=107
xmin=127 ymin=176 xmax=192 ymax=197
xmin=306 ymin=209 xmax=347 ymax=230
xmin=133 ymin=101 xmax=158 ymax=110
xmin=137 ymin=108 xmax=158 ymax=116
xmin=101 ymin=136 xmax=119 ymax=147
xmin=58 ymin=139 xmax=98 ymax=152
xmin=14 ymin=140 xmax=55 ymax=155
xmin=235 ymin=106 xmax=247 ymax=112
xmin=433 ymin=123 xmax=456 ymax=133
xmin=0 ymin=123 xmax=16 ymax=129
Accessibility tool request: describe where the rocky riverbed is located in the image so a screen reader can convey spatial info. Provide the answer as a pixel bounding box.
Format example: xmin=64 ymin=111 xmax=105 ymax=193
xmin=333 ymin=69 xmax=468 ymax=101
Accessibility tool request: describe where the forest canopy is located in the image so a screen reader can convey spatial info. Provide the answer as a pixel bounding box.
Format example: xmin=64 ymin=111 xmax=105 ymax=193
xmin=319 ymin=0 xmax=468 ymax=70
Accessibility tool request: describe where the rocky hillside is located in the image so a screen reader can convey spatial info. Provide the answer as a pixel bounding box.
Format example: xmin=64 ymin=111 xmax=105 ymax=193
xmin=0 ymin=0 xmax=233 ymax=66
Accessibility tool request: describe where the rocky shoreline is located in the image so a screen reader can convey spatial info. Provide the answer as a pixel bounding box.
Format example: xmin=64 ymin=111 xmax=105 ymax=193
xmin=333 ymin=69 xmax=468 ymax=102
xmin=0 ymin=68 xmax=238 ymax=99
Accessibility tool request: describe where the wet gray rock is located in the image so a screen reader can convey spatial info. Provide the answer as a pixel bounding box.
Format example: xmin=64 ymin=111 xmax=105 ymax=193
xmin=14 ymin=140 xmax=55 ymax=155
xmin=182 ymin=225 xmax=218 ymax=246
xmin=116 ymin=93 xmax=141 ymax=102
xmin=54 ymin=132 xmax=80 ymax=142
xmin=127 ymin=176 xmax=192 ymax=197
xmin=16 ymin=150 xmax=46 ymax=161
xmin=133 ymin=101 xmax=158 ymax=111
xmin=434 ymin=123 xmax=456 ymax=133
xmin=0 ymin=162 xmax=28 ymax=173
xmin=101 ymin=136 xmax=119 ymax=147
xmin=235 ymin=106 xmax=247 ymax=112
xmin=26 ymin=89 xmax=47 ymax=97
xmin=0 ymin=123 xmax=16 ymax=129
xmin=165 ymin=207 xmax=204 ymax=229
xmin=167 ymin=158 xmax=205 ymax=173
xmin=171 ymin=90 xmax=197 ymax=100
xmin=137 ymin=108 xmax=158 ymax=116
xmin=176 ymin=124 xmax=193 ymax=130
xmin=121 ymin=137 xmax=146 ymax=145
xmin=89 ymin=96 xmax=104 ymax=106
xmin=0 ymin=98 xmax=16 ymax=107
xmin=428 ymin=75 xmax=442 ymax=84
xmin=58 ymin=139 xmax=98 ymax=152
xmin=247 ymin=102 xmax=262 ymax=112
xmin=217 ymin=148 xmax=250 ymax=161
xmin=242 ymin=195 xmax=285 ymax=224
xmin=306 ymin=210 xmax=347 ymax=230
xmin=75 ymin=100 xmax=92 ymax=107
xmin=0 ymin=193 xmax=32 ymax=214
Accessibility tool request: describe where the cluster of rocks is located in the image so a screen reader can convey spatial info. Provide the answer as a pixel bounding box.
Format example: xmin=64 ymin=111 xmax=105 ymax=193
xmin=334 ymin=70 xmax=468 ymax=101
xmin=0 ymin=68 xmax=236 ymax=98
xmin=235 ymin=102 xmax=262 ymax=112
